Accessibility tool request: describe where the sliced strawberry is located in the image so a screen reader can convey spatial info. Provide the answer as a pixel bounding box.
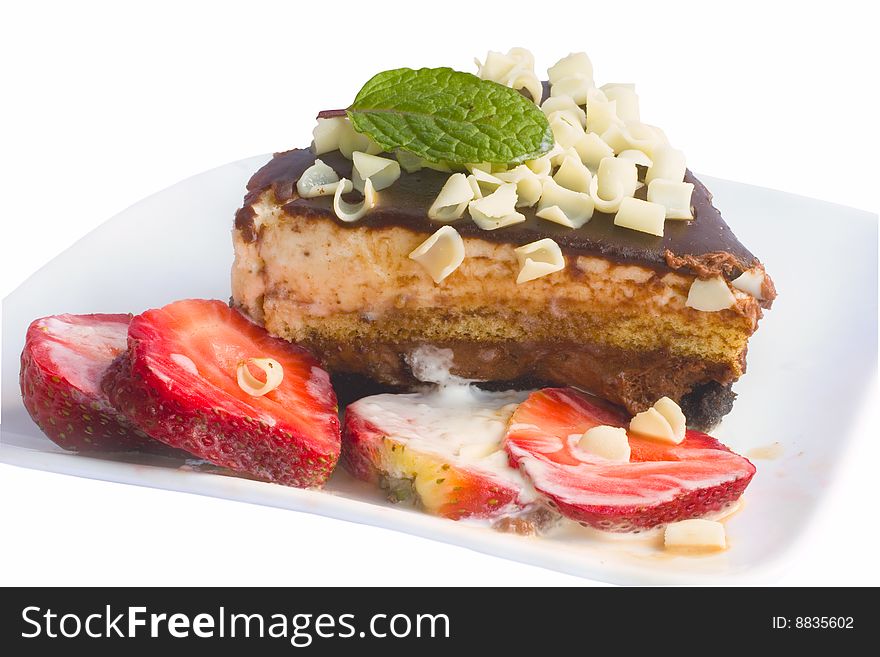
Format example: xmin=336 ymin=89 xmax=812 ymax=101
xmin=342 ymin=388 xmax=545 ymax=521
xmin=101 ymin=299 xmax=340 ymax=487
xmin=504 ymin=388 xmax=756 ymax=531
xmin=19 ymin=313 xmax=165 ymax=452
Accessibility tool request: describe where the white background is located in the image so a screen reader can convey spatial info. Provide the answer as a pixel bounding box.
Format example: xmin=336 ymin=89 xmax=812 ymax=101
xmin=1 ymin=0 xmax=877 ymax=586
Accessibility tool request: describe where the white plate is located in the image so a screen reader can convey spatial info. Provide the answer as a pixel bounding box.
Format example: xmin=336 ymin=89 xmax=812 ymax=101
xmin=1 ymin=155 xmax=876 ymax=584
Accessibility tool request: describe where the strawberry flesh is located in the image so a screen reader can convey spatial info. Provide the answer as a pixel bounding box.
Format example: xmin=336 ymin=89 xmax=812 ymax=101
xmin=342 ymin=389 xmax=538 ymax=520
xmin=20 ymin=313 xmax=166 ymax=452
xmin=504 ymin=387 xmax=756 ymax=531
xmin=102 ymin=299 xmax=340 ymax=487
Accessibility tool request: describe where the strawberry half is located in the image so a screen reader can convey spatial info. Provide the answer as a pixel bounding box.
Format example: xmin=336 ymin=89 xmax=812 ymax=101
xmin=101 ymin=299 xmax=340 ymax=487
xmin=504 ymin=388 xmax=756 ymax=532
xmin=342 ymin=388 xmax=543 ymax=521
xmin=19 ymin=313 xmax=163 ymax=452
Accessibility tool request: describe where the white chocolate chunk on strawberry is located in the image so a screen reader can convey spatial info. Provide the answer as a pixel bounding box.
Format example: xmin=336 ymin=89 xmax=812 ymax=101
xmin=577 ymin=425 xmax=630 ymax=461
xmin=629 ymin=407 xmax=680 ymax=444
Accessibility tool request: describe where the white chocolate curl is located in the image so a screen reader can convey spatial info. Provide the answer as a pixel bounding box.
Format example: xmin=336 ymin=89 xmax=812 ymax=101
xmin=312 ymin=118 xmax=347 ymax=155
xmin=646 ymin=145 xmax=687 ymax=184
xmin=313 ymin=117 xmax=381 ymax=159
xmin=408 ymin=225 xmax=466 ymax=284
xmin=601 ymin=83 xmax=640 ymax=123
xmin=495 ymin=165 xmax=543 ymax=207
xmin=541 ymin=95 xmax=586 ymax=128
xmin=586 ymin=87 xmax=623 ymax=136
xmin=548 ymin=52 xmax=594 ymax=85
xmin=574 ymin=132 xmax=615 ymax=170
xmin=339 ymin=124 xmax=382 ymax=160
xmin=590 ymin=157 xmax=638 ymax=213
xmin=550 ymin=76 xmax=592 ymax=105
xmin=613 ymin=197 xmax=666 ymax=237
xmin=296 ymin=159 xmax=352 ymax=198
xmin=536 ymin=178 xmax=594 ymax=229
xmin=553 ymin=150 xmax=593 ymax=193
xmin=549 ymin=113 xmax=585 ymax=151
xmin=647 ymin=179 xmax=694 ymax=220
xmin=428 ymin=173 xmax=475 ymax=221
xmin=602 ymin=121 xmax=667 ymax=157
xmin=468 ymin=183 xmax=525 ymax=230
xmin=475 ymin=47 xmax=542 ymax=103
xmin=468 ymin=168 xmax=505 ymax=196
xmin=352 ymin=152 xmax=400 ymax=193
xmin=333 ymin=178 xmax=376 ymax=223
xmin=617 ymin=149 xmax=653 ymax=167
xmin=513 ymin=238 xmax=565 ymax=284
xmin=236 ymin=358 xmax=284 ymax=397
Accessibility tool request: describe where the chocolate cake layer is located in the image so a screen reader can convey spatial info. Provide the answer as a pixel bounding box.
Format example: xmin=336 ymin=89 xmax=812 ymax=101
xmin=236 ymin=148 xmax=774 ymax=294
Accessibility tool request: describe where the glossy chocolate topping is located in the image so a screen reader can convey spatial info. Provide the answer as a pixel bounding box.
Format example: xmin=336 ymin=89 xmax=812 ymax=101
xmin=237 ymin=148 xmax=761 ymax=279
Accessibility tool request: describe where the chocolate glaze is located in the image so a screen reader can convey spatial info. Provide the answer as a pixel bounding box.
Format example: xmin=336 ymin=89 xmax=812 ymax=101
xmin=237 ymin=147 xmax=765 ymax=281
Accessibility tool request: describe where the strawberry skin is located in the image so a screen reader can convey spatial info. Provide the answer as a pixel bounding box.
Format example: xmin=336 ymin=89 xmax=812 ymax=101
xmin=19 ymin=313 xmax=164 ymax=452
xmin=342 ymin=390 xmax=532 ymax=520
xmin=101 ymin=299 xmax=340 ymax=487
xmin=504 ymin=388 xmax=756 ymax=531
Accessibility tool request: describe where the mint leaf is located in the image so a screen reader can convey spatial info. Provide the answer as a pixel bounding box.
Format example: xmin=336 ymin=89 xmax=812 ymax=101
xmin=347 ymin=67 xmax=552 ymax=166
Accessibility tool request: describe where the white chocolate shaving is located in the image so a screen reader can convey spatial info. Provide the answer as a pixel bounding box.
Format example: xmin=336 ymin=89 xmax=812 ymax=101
xmin=525 ymin=154 xmax=554 ymax=177
xmin=466 ymin=174 xmax=483 ymax=199
xmin=475 ymin=48 xmax=541 ymax=103
xmin=550 ymin=76 xmax=592 ymax=105
xmin=617 ymin=149 xmax=653 ymax=167
xmin=548 ymin=52 xmax=594 ymax=85
xmin=541 ymin=95 xmax=586 ymax=128
xmin=468 ymin=183 xmax=525 ymax=230
xmin=573 ymin=132 xmax=615 ymax=170
xmin=586 ymin=87 xmax=623 ymax=136
xmin=601 ymin=121 xmax=666 ymax=156
xmin=601 ymin=84 xmax=640 ymax=123
xmin=597 ymin=157 xmax=639 ymax=198
xmin=296 ymin=159 xmax=351 ymax=198
xmin=549 ymin=113 xmax=585 ymax=151
xmin=236 ymin=358 xmax=284 ymax=397
xmin=647 ymin=179 xmax=694 ymax=220
xmin=468 ymin=168 xmax=505 ymax=196
xmin=336 ymin=121 xmax=382 ymax=159
xmin=589 ymin=175 xmax=625 ymax=214
xmin=428 ymin=173 xmax=475 ymax=221
xmin=664 ymin=520 xmax=726 ymax=551
xmin=553 ymin=150 xmax=593 ymax=193
xmin=578 ymin=425 xmax=631 ymax=462
xmin=536 ymin=178 xmax=594 ymax=229
xmin=513 ymin=238 xmax=566 ymax=284
xmin=731 ymin=268 xmax=766 ymax=300
xmin=312 ymin=118 xmax=348 ymax=155
xmin=613 ymin=197 xmax=666 ymax=237
xmin=646 ymin=145 xmax=687 ymax=184
xmin=333 ymin=178 xmax=376 ymax=223
xmin=352 ymin=152 xmax=401 ymax=193
xmin=686 ymin=276 xmax=737 ymax=312
xmin=408 ymin=225 xmax=466 ymax=284
xmin=495 ymin=165 xmax=543 ymax=207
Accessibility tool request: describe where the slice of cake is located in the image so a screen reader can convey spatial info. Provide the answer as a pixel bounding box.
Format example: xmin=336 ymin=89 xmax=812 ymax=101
xmin=231 ymin=49 xmax=775 ymax=429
